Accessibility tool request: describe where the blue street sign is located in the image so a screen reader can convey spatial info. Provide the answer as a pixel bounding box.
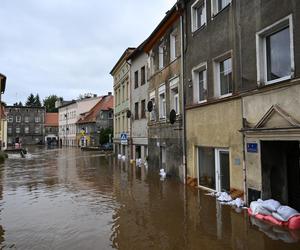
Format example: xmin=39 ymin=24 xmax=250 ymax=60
xmin=247 ymin=143 xmax=258 ymax=153
xmin=120 ymin=133 xmax=128 ymax=145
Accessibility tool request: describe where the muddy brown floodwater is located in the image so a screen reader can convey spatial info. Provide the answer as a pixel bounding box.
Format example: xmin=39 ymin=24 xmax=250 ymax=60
xmin=0 ymin=147 xmax=299 ymax=249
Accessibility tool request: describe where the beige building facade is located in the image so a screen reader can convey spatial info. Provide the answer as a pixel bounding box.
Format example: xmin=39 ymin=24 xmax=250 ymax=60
xmin=110 ymin=48 xmax=135 ymax=158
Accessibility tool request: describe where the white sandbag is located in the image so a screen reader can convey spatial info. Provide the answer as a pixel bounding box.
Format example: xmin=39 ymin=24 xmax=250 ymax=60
xmin=272 ymin=212 xmax=285 ymax=222
xmin=217 ymin=192 xmax=232 ymax=202
xmin=250 ymin=201 xmax=272 ymax=215
xmin=276 ymin=205 xmax=300 ymax=221
xmin=261 ymin=199 xmax=281 ymax=212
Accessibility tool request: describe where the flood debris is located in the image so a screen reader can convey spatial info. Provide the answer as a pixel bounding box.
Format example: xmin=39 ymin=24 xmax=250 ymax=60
xmin=206 ymin=191 xmax=245 ymax=208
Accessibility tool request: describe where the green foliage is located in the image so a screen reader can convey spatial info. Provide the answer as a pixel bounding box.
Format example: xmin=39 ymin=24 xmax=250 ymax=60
xmin=34 ymin=94 xmax=42 ymax=107
xmin=25 ymin=93 xmax=35 ymax=106
xmin=99 ymin=128 xmax=113 ymax=145
xmin=43 ymin=95 xmax=62 ymax=112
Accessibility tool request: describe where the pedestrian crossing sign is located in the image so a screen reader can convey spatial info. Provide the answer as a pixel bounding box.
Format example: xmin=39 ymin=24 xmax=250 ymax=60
xmin=120 ymin=133 xmax=128 ymax=145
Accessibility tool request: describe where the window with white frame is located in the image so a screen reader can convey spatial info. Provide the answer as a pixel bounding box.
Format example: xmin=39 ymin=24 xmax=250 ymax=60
xmin=25 ymin=116 xmax=29 ymax=123
xmin=191 ymin=0 xmax=206 ymax=32
xmin=256 ymin=15 xmax=293 ymax=85
xmin=149 ymin=91 xmax=156 ymax=121
xmin=35 ymin=126 xmax=40 ymax=134
xmin=170 ymin=31 xmax=177 ymax=61
xmin=170 ymin=77 xmax=180 ymax=114
xmin=214 ymin=56 xmax=232 ymax=97
xmin=8 ymin=127 xmax=12 ymax=134
xmin=8 ymin=116 xmax=13 ymax=123
xmin=35 ymin=116 xmax=41 ymax=123
xmin=159 ymin=85 xmax=166 ymax=119
xmin=192 ymin=63 xmax=207 ymax=103
xmin=212 ymin=0 xmax=231 ymax=15
xmin=16 ymin=127 xmax=21 ymax=134
xmin=16 ymin=116 xmax=21 ymax=123
xmin=159 ymin=44 xmax=164 ymax=70
xmin=25 ymin=126 xmax=29 ymax=134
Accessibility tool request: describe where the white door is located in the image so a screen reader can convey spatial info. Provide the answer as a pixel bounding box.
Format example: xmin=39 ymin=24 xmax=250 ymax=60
xmin=215 ymin=149 xmax=230 ymax=192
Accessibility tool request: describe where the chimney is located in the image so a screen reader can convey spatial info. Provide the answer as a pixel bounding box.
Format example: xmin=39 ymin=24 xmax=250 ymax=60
xmin=108 ymin=92 xmax=112 ymax=96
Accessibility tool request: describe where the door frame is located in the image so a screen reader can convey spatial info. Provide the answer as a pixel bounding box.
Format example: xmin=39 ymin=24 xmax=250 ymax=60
xmin=215 ymin=148 xmax=230 ymax=192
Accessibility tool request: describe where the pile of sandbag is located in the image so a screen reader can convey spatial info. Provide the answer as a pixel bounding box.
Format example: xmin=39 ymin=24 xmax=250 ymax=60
xmin=211 ymin=192 xmax=245 ymax=208
xmin=248 ymin=199 xmax=300 ymax=230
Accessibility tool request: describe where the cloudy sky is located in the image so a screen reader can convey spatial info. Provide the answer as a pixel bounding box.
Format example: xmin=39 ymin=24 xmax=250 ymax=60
xmin=0 ymin=0 xmax=176 ymax=105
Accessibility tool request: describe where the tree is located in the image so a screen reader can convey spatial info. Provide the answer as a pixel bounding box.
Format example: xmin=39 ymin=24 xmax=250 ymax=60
xmin=13 ymin=102 xmax=23 ymax=106
xmin=25 ymin=93 xmax=35 ymax=106
xmin=34 ymin=94 xmax=42 ymax=107
xmin=99 ymin=128 xmax=113 ymax=145
xmin=43 ymin=95 xmax=62 ymax=112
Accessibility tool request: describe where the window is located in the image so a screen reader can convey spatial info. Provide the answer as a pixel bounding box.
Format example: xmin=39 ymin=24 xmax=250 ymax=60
xmin=16 ymin=116 xmax=21 ymax=123
xmin=8 ymin=127 xmax=12 ymax=134
xmin=170 ymin=77 xmax=180 ymax=114
xmin=159 ymin=44 xmax=164 ymax=70
xmin=170 ymin=31 xmax=177 ymax=61
xmin=35 ymin=126 xmax=41 ymax=134
xmin=134 ymin=70 xmax=139 ymax=89
xmin=35 ymin=116 xmax=41 ymax=123
xmin=25 ymin=127 xmax=29 ymax=134
xmin=141 ymin=66 xmax=146 ymax=85
xmin=141 ymin=100 xmax=146 ymax=119
xmin=122 ymin=84 xmax=125 ymax=102
xmin=25 ymin=116 xmax=29 ymax=123
xmin=135 ymin=102 xmax=139 ymax=120
xmin=193 ymin=63 xmax=207 ymax=103
xmin=191 ymin=0 xmax=206 ymax=32
xmin=16 ymin=127 xmax=21 ymax=134
xmin=256 ymin=15 xmax=293 ymax=85
xmin=214 ymin=56 xmax=232 ymax=97
xmin=149 ymin=91 xmax=156 ymax=121
xmin=159 ymin=85 xmax=166 ymax=119
xmin=8 ymin=116 xmax=13 ymax=123
xmin=212 ymin=0 xmax=231 ymax=15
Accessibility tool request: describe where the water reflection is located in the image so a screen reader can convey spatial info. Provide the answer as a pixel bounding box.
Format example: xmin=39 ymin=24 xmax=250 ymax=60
xmin=0 ymin=147 xmax=298 ymax=249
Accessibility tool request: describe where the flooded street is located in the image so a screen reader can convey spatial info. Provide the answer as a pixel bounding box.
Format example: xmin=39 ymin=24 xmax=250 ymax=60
xmin=0 ymin=147 xmax=299 ymax=249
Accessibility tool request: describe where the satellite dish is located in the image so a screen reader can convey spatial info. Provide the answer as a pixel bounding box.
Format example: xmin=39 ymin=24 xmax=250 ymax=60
xmin=126 ymin=110 xmax=132 ymax=118
xmin=147 ymin=101 xmax=153 ymax=112
xmin=169 ymin=109 xmax=176 ymax=124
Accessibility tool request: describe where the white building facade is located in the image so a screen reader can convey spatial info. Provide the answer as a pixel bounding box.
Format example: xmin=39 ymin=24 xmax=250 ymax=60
xmin=127 ymin=47 xmax=148 ymax=162
xmin=58 ymin=97 xmax=101 ymax=146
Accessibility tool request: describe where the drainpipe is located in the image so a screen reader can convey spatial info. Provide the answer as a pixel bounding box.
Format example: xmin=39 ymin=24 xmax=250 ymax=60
xmin=180 ymin=5 xmax=187 ymax=184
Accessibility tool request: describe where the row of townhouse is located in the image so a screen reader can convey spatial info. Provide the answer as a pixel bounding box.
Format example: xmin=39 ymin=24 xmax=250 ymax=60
xmin=5 ymin=106 xmax=59 ymax=146
xmin=111 ymin=0 xmax=300 ymax=210
xmin=57 ymin=94 xmax=114 ymax=147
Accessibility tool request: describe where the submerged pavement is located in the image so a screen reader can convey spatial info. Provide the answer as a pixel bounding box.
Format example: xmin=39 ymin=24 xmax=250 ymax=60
xmin=0 ymin=147 xmax=299 ymax=249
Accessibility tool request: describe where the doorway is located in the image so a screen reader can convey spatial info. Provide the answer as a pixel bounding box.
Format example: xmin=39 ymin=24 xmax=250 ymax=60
xmin=261 ymin=141 xmax=300 ymax=210
xmin=215 ymin=149 xmax=230 ymax=192
xmin=198 ymin=147 xmax=230 ymax=192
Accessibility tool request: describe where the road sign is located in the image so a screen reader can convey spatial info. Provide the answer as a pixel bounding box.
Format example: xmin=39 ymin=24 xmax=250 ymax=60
xmin=120 ymin=133 xmax=128 ymax=145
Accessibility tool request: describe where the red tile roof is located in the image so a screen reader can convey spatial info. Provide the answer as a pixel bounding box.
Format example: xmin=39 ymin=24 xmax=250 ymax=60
xmin=45 ymin=113 xmax=58 ymax=126
xmin=77 ymin=95 xmax=114 ymax=124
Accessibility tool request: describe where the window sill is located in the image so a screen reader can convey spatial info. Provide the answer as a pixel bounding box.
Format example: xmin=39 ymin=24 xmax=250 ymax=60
xmin=265 ymin=75 xmax=291 ymax=86
xmin=217 ymin=93 xmax=232 ymax=99
xmin=192 ymin=24 xmax=207 ymax=36
xmin=197 ymin=100 xmax=207 ymax=104
xmin=211 ymin=3 xmax=231 ymax=20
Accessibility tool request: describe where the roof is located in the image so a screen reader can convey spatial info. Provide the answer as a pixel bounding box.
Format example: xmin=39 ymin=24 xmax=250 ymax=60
xmin=143 ymin=3 xmax=183 ymax=53
xmin=45 ymin=113 xmax=58 ymax=126
xmin=109 ymin=48 xmax=135 ymax=75
xmin=0 ymin=73 xmax=6 ymax=94
xmin=127 ymin=40 xmax=147 ymax=61
xmin=6 ymin=105 xmax=46 ymax=109
xmin=77 ymin=95 xmax=114 ymax=124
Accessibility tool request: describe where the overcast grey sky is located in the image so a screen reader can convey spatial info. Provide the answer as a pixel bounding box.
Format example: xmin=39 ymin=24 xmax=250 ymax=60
xmin=0 ymin=0 xmax=176 ymax=105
